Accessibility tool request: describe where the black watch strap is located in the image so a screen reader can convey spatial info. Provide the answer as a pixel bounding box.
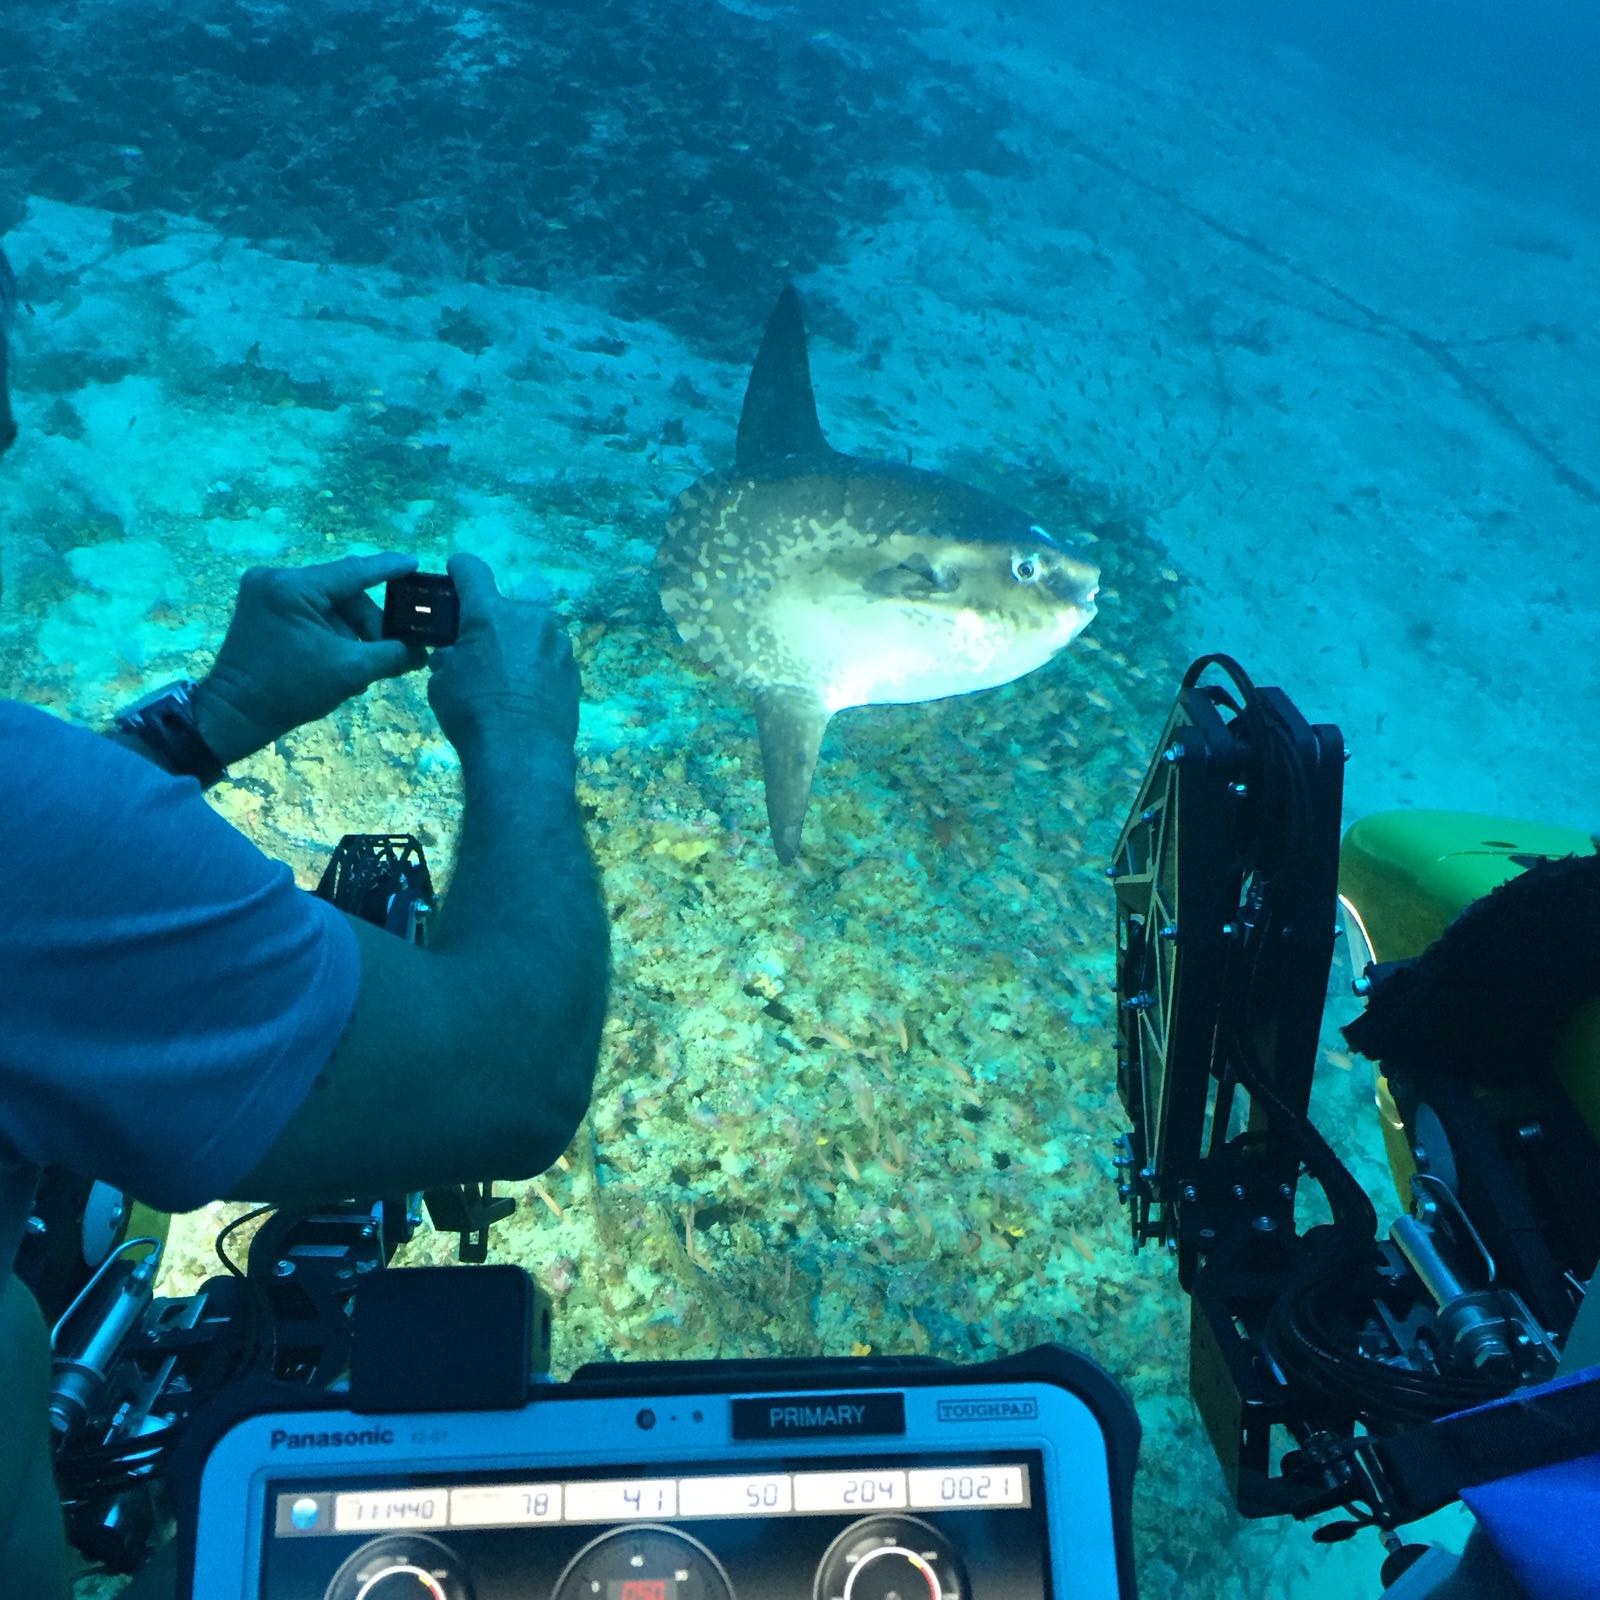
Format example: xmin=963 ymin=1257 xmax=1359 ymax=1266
xmin=113 ymin=679 xmax=228 ymax=789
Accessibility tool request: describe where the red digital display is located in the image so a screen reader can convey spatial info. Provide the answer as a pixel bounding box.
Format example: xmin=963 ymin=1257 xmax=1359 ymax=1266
xmin=618 ymin=1582 xmax=669 ymax=1600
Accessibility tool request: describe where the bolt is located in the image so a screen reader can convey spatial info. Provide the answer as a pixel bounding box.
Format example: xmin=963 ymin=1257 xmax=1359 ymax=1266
xmin=272 ymin=1259 xmax=296 ymax=1279
xmin=25 ymin=1216 xmax=46 ymax=1237
xmin=1113 ymin=1155 xmax=1133 ymax=1169
xmin=1352 ymin=975 xmax=1372 ymax=996
xmin=1140 ymin=1166 xmax=1157 ymax=1181
xmin=1104 ymin=864 xmax=1117 ymax=878
xmin=1140 ymin=806 xmax=1158 ymax=823
xmin=1228 ymin=781 xmax=1248 ymax=797
xmin=360 ymin=1223 xmax=377 ymax=1242
xmin=1198 ymin=1227 xmax=1216 ymax=1243
xmin=1162 ymin=742 xmax=1186 ymax=764
xmin=1181 ymin=1184 xmax=1198 ymax=1203
xmin=1279 ymin=1183 xmax=1294 ymax=1200
xmin=1158 ymin=923 xmax=1178 ymax=940
xmin=1332 ymin=924 xmax=1344 ymax=938
xmin=1515 ymin=1122 xmax=1544 ymax=1145
xmin=1342 ymin=745 xmax=1352 ymax=762
xmin=1221 ymin=922 xmax=1238 ymax=938
xmin=1117 ymin=1184 xmax=1133 ymax=1200
xmin=1231 ymin=1184 xmax=1246 ymax=1201
xmin=1122 ymin=992 xmax=1154 ymax=1011
xmin=1251 ymin=1216 xmax=1277 ymax=1233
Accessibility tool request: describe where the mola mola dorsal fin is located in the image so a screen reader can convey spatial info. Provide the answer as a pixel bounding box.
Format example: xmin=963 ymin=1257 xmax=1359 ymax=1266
xmin=735 ymin=284 xmax=838 ymax=472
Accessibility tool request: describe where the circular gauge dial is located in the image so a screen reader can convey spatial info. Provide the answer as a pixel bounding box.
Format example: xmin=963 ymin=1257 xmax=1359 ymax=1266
xmin=553 ymin=1523 xmax=735 ymax=1600
xmin=323 ymin=1533 xmax=474 ymax=1600
xmin=814 ymin=1516 xmax=968 ymax=1600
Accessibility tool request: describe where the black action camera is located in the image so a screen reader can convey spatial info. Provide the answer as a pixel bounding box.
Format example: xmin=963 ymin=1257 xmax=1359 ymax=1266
xmin=382 ymin=571 xmax=460 ymax=647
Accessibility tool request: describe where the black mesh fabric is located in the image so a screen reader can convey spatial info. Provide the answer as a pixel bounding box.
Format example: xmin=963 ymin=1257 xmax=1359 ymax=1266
xmin=1343 ymin=851 xmax=1600 ymax=1086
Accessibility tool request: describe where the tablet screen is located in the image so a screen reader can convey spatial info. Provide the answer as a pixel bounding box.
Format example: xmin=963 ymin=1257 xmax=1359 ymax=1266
xmin=261 ymin=1450 xmax=1049 ymax=1600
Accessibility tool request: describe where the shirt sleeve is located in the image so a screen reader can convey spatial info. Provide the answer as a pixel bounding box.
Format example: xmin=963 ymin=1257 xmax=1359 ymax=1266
xmin=0 ymin=700 xmax=362 ymax=1212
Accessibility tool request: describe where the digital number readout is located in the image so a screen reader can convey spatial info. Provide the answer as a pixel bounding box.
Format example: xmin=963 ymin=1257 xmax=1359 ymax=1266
xmin=792 ymin=1471 xmax=908 ymax=1513
xmin=332 ymin=1492 xmax=448 ymax=1532
xmin=565 ymin=1478 xmax=679 ymax=1522
xmin=907 ymin=1467 xmax=1027 ymax=1507
xmin=450 ymin=1483 xmax=563 ymax=1527
xmin=612 ymin=1580 xmax=675 ymax=1600
xmin=298 ymin=1464 xmax=1027 ymax=1535
xmin=678 ymin=1475 xmax=792 ymax=1518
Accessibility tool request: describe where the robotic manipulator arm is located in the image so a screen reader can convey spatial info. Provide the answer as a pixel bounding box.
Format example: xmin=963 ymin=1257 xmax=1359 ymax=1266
xmin=1109 ymin=652 xmax=1600 ymax=1554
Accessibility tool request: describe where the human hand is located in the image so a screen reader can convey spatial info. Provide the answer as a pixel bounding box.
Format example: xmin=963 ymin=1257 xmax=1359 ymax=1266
xmin=427 ymin=553 xmax=580 ymax=758
xmin=195 ymin=552 xmax=428 ymax=765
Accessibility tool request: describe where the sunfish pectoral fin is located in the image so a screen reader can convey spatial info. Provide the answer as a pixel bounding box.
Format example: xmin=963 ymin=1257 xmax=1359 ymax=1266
xmin=862 ymin=554 xmax=959 ymax=599
xmin=753 ymin=684 xmax=831 ymax=865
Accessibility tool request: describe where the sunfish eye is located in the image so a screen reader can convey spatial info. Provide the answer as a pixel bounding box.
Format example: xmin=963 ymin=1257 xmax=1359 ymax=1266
xmin=1012 ymin=553 xmax=1041 ymax=584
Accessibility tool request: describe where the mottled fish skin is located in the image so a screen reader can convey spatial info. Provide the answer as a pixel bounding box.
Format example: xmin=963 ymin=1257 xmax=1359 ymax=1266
xmin=658 ymin=286 xmax=1099 ymax=864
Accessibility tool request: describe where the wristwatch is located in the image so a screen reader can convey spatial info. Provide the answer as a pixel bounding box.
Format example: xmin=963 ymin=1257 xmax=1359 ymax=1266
xmin=112 ymin=678 xmax=228 ymax=789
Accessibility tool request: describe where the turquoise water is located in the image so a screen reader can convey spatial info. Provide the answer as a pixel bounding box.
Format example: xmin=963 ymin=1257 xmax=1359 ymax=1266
xmin=2 ymin=2 xmax=1596 ymax=1594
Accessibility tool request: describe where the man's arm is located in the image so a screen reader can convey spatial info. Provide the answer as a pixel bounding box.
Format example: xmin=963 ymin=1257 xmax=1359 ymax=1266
xmin=227 ymin=558 xmax=611 ymax=1205
xmin=97 ymin=554 xmax=609 ymax=1207
xmin=232 ymin=727 xmax=609 ymax=1203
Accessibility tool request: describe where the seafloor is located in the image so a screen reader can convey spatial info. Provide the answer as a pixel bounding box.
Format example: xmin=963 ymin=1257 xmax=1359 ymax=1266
xmin=1 ymin=1 xmax=1596 ymax=1596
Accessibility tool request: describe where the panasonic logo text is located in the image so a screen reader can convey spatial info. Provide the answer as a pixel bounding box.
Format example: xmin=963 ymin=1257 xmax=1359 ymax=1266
xmin=269 ymin=1427 xmax=396 ymax=1450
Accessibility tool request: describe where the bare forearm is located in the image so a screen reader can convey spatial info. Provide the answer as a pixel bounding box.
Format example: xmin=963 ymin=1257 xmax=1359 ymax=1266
xmin=430 ymin=732 xmax=610 ymax=1138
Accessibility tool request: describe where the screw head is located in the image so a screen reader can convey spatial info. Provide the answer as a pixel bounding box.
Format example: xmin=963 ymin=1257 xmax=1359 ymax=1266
xmin=272 ymin=1259 xmax=296 ymax=1278
xmin=1158 ymin=923 xmax=1178 ymax=940
xmin=1162 ymin=742 xmax=1185 ymax=764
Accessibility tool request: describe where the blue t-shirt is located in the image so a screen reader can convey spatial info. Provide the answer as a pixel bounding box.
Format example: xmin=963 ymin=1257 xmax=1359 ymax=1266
xmin=0 ymin=698 xmax=361 ymax=1280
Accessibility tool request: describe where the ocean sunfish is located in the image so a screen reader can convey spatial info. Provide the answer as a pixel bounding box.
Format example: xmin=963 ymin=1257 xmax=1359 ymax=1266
xmin=658 ymin=284 xmax=1100 ymax=864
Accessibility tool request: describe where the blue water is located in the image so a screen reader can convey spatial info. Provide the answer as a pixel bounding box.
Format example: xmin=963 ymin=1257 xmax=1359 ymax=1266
xmin=2 ymin=2 xmax=1596 ymax=1596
